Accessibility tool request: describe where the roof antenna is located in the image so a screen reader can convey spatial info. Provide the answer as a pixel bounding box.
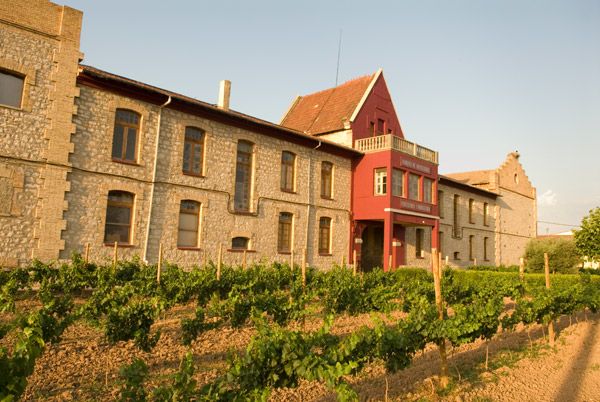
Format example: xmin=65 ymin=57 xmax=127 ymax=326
xmin=335 ymin=29 xmax=343 ymax=86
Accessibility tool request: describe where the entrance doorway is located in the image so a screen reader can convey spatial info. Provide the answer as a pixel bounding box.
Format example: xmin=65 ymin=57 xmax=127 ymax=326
xmin=361 ymin=224 xmax=383 ymax=272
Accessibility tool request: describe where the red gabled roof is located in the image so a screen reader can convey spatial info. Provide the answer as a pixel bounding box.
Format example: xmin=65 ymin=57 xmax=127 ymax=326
xmin=280 ymin=73 xmax=376 ymax=135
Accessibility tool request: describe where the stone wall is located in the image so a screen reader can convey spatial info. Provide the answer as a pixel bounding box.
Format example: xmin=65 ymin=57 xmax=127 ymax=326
xmin=0 ymin=0 xmax=82 ymax=265
xmin=438 ymin=183 xmax=497 ymax=268
xmin=404 ymin=226 xmax=432 ymax=268
xmin=63 ymin=85 xmax=352 ymax=269
xmin=494 ymin=154 xmax=537 ymax=265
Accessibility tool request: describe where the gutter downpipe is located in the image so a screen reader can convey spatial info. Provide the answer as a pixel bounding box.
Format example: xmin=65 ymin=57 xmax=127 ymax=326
xmin=143 ymin=95 xmax=172 ymax=263
xmin=305 ymin=139 xmax=322 ymax=266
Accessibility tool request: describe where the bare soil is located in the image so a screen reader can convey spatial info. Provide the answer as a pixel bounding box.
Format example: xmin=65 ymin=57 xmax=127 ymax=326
xmin=6 ymin=295 xmax=600 ymax=402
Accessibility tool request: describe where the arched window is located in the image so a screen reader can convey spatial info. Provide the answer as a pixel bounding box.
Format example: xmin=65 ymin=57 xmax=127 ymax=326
xmin=112 ymin=109 xmax=140 ymax=163
xmin=231 ymin=236 xmax=249 ymax=250
xmin=182 ymin=127 xmax=205 ymax=176
xmin=234 ymin=140 xmax=254 ymax=212
xmin=104 ymin=191 xmax=134 ymax=244
xmin=177 ymin=200 xmax=201 ymax=247
xmin=280 ymin=151 xmax=295 ymax=192
xmin=318 ymin=217 xmax=331 ymax=254
xmin=321 ymin=162 xmax=333 ymax=199
xmin=278 ymin=212 xmax=293 ymax=253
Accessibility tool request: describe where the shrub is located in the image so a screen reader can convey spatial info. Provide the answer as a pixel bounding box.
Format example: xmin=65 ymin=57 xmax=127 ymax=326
xmin=574 ymin=207 xmax=600 ymax=262
xmin=524 ymin=237 xmax=580 ymax=274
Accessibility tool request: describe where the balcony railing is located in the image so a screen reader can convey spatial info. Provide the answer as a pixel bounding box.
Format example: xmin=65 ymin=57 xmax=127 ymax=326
xmin=354 ymin=134 xmax=438 ymax=164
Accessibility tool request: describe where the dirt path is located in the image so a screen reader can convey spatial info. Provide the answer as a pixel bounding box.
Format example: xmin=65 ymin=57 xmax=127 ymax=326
xmin=462 ymin=315 xmax=600 ymax=402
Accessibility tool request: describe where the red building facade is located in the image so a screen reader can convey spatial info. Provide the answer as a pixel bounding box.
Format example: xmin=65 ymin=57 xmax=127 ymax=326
xmin=282 ymin=70 xmax=439 ymax=270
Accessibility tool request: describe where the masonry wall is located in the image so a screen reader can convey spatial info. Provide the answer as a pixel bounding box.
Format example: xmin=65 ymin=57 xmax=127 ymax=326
xmin=63 ymin=85 xmax=352 ymax=268
xmin=489 ymin=154 xmax=536 ymax=266
xmin=438 ymin=183 xmax=497 ymax=268
xmin=404 ymin=226 xmax=432 ymax=268
xmin=0 ymin=0 xmax=82 ymax=265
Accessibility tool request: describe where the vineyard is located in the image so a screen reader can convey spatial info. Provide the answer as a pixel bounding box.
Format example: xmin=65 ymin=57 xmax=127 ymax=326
xmin=1 ymin=255 xmax=600 ymax=401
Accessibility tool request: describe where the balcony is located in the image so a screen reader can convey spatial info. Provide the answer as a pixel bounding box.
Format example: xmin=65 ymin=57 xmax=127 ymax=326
xmin=354 ymin=134 xmax=438 ymax=164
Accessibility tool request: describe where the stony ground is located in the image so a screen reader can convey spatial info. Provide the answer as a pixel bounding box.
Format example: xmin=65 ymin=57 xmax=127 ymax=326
xmin=5 ymin=296 xmax=599 ymax=401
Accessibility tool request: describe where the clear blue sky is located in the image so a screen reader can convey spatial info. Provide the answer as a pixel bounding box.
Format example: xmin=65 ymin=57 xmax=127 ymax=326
xmin=62 ymin=0 xmax=600 ymax=235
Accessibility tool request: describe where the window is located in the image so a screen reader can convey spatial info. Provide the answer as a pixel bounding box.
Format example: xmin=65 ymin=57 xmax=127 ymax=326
xmin=374 ymin=168 xmax=387 ymax=195
xmin=370 ymin=121 xmax=375 ymax=135
xmin=231 ymin=237 xmax=249 ymax=250
xmin=234 ymin=140 xmax=254 ymax=212
xmin=469 ymin=199 xmax=475 ymax=224
xmin=408 ymin=173 xmax=420 ymax=201
xmin=423 ymin=178 xmax=433 ymax=204
xmin=321 ymin=162 xmax=333 ymax=199
xmin=0 ymin=70 xmax=24 ymax=108
xmin=182 ymin=127 xmax=205 ymax=176
xmin=453 ymin=194 xmax=460 ymax=237
xmin=278 ymin=212 xmax=293 ymax=253
xmin=483 ymin=202 xmax=489 ymax=226
xmin=280 ymin=151 xmax=295 ymax=192
xmin=112 ymin=109 xmax=140 ymax=163
xmin=438 ymin=190 xmax=444 ymax=218
xmin=177 ymin=200 xmax=200 ymax=247
xmin=392 ymin=169 xmax=404 ymax=197
xmin=484 ymin=237 xmax=489 ymax=261
xmin=377 ymin=118 xmax=385 ymax=134
xmin=454 ymin=251 xmax=460 ymax=260
xmin=416 ymin=228 xmax=424 ymax=258
xmin=104 ymin=191 xmax=134 ymax=244
xmin=469 ymin=235 xmax=474 ymax=261
xmin=318 ymin=217 xmax=331 ymax=254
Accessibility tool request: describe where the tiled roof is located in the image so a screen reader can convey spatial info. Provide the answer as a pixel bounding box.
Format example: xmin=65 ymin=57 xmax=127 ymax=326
xmin=445 ymin=170 xmax=494 ymax=185
xmin=280 ymin=73 xmax=376 ymax=135
xmin=77 ymin=65 xmax=362 ymax=158
xmin=439 ymin=175 xmax=499 ymax=198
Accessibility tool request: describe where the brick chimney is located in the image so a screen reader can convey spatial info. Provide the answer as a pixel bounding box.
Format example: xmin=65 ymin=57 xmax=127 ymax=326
xmin=218 ymin=80 xmax=231 ymax=110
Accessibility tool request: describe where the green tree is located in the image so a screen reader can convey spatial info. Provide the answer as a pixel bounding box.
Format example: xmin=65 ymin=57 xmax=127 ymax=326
xmin=523 ymin=237 xmax=580 ymax=274
xmin=574 ymin=207 xmax=600 ymax=262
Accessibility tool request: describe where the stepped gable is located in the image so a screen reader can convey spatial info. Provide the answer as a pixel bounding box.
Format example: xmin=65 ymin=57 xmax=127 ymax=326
xmin=280 ymin=73 xmax=375 ymax=135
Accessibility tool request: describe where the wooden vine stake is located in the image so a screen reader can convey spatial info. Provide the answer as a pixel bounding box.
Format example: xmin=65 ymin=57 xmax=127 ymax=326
xmin=544 ymin=252 xmax=555 ymax=347
xmin=432 ymin=248 xmax=449 ymax=388
xmin=291 ymin=249 xmax=295 ymax=270
xmin=216 ymin=243 xmax=223 ymax=281
xmin=156 ymin=243 xmax=163 ymax=284
xmin=113 ymin=241 xmax=118 ymax=268
xmin=388 ymin=254 xmax=393 ymax=270
xmin=352 ymin=249 xmax=357 ymax=277
xmin=301 ymin=248 xmax=307 ymax=288
xmin=519 ymin=257 xmax=525 ymax=282
xmin=84 ymin=242 xmax=90 ymax=264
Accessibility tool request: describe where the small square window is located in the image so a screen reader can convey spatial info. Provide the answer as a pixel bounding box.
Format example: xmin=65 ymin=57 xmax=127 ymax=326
xmin=0 ymin=70 xmax=24 ymax=108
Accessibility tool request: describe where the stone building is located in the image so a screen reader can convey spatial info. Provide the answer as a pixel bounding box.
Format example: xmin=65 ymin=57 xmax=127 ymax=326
xmin=444 ymin=152 xmax=537 ymax=267
xmin=0 ymin=0 xmax=536 ymax=269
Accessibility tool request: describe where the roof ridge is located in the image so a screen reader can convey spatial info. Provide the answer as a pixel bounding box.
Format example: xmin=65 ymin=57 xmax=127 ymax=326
xmin=299 ymin=72 xmax=375 ymax=98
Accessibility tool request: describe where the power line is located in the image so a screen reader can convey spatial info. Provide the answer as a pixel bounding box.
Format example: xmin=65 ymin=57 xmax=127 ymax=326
xmin=537 ymin=220 xmax=580 ymax=227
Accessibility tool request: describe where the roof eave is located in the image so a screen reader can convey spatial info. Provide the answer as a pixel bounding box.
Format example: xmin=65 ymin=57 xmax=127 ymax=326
xmin=77 ymin=66 xmax=363 ymax=159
